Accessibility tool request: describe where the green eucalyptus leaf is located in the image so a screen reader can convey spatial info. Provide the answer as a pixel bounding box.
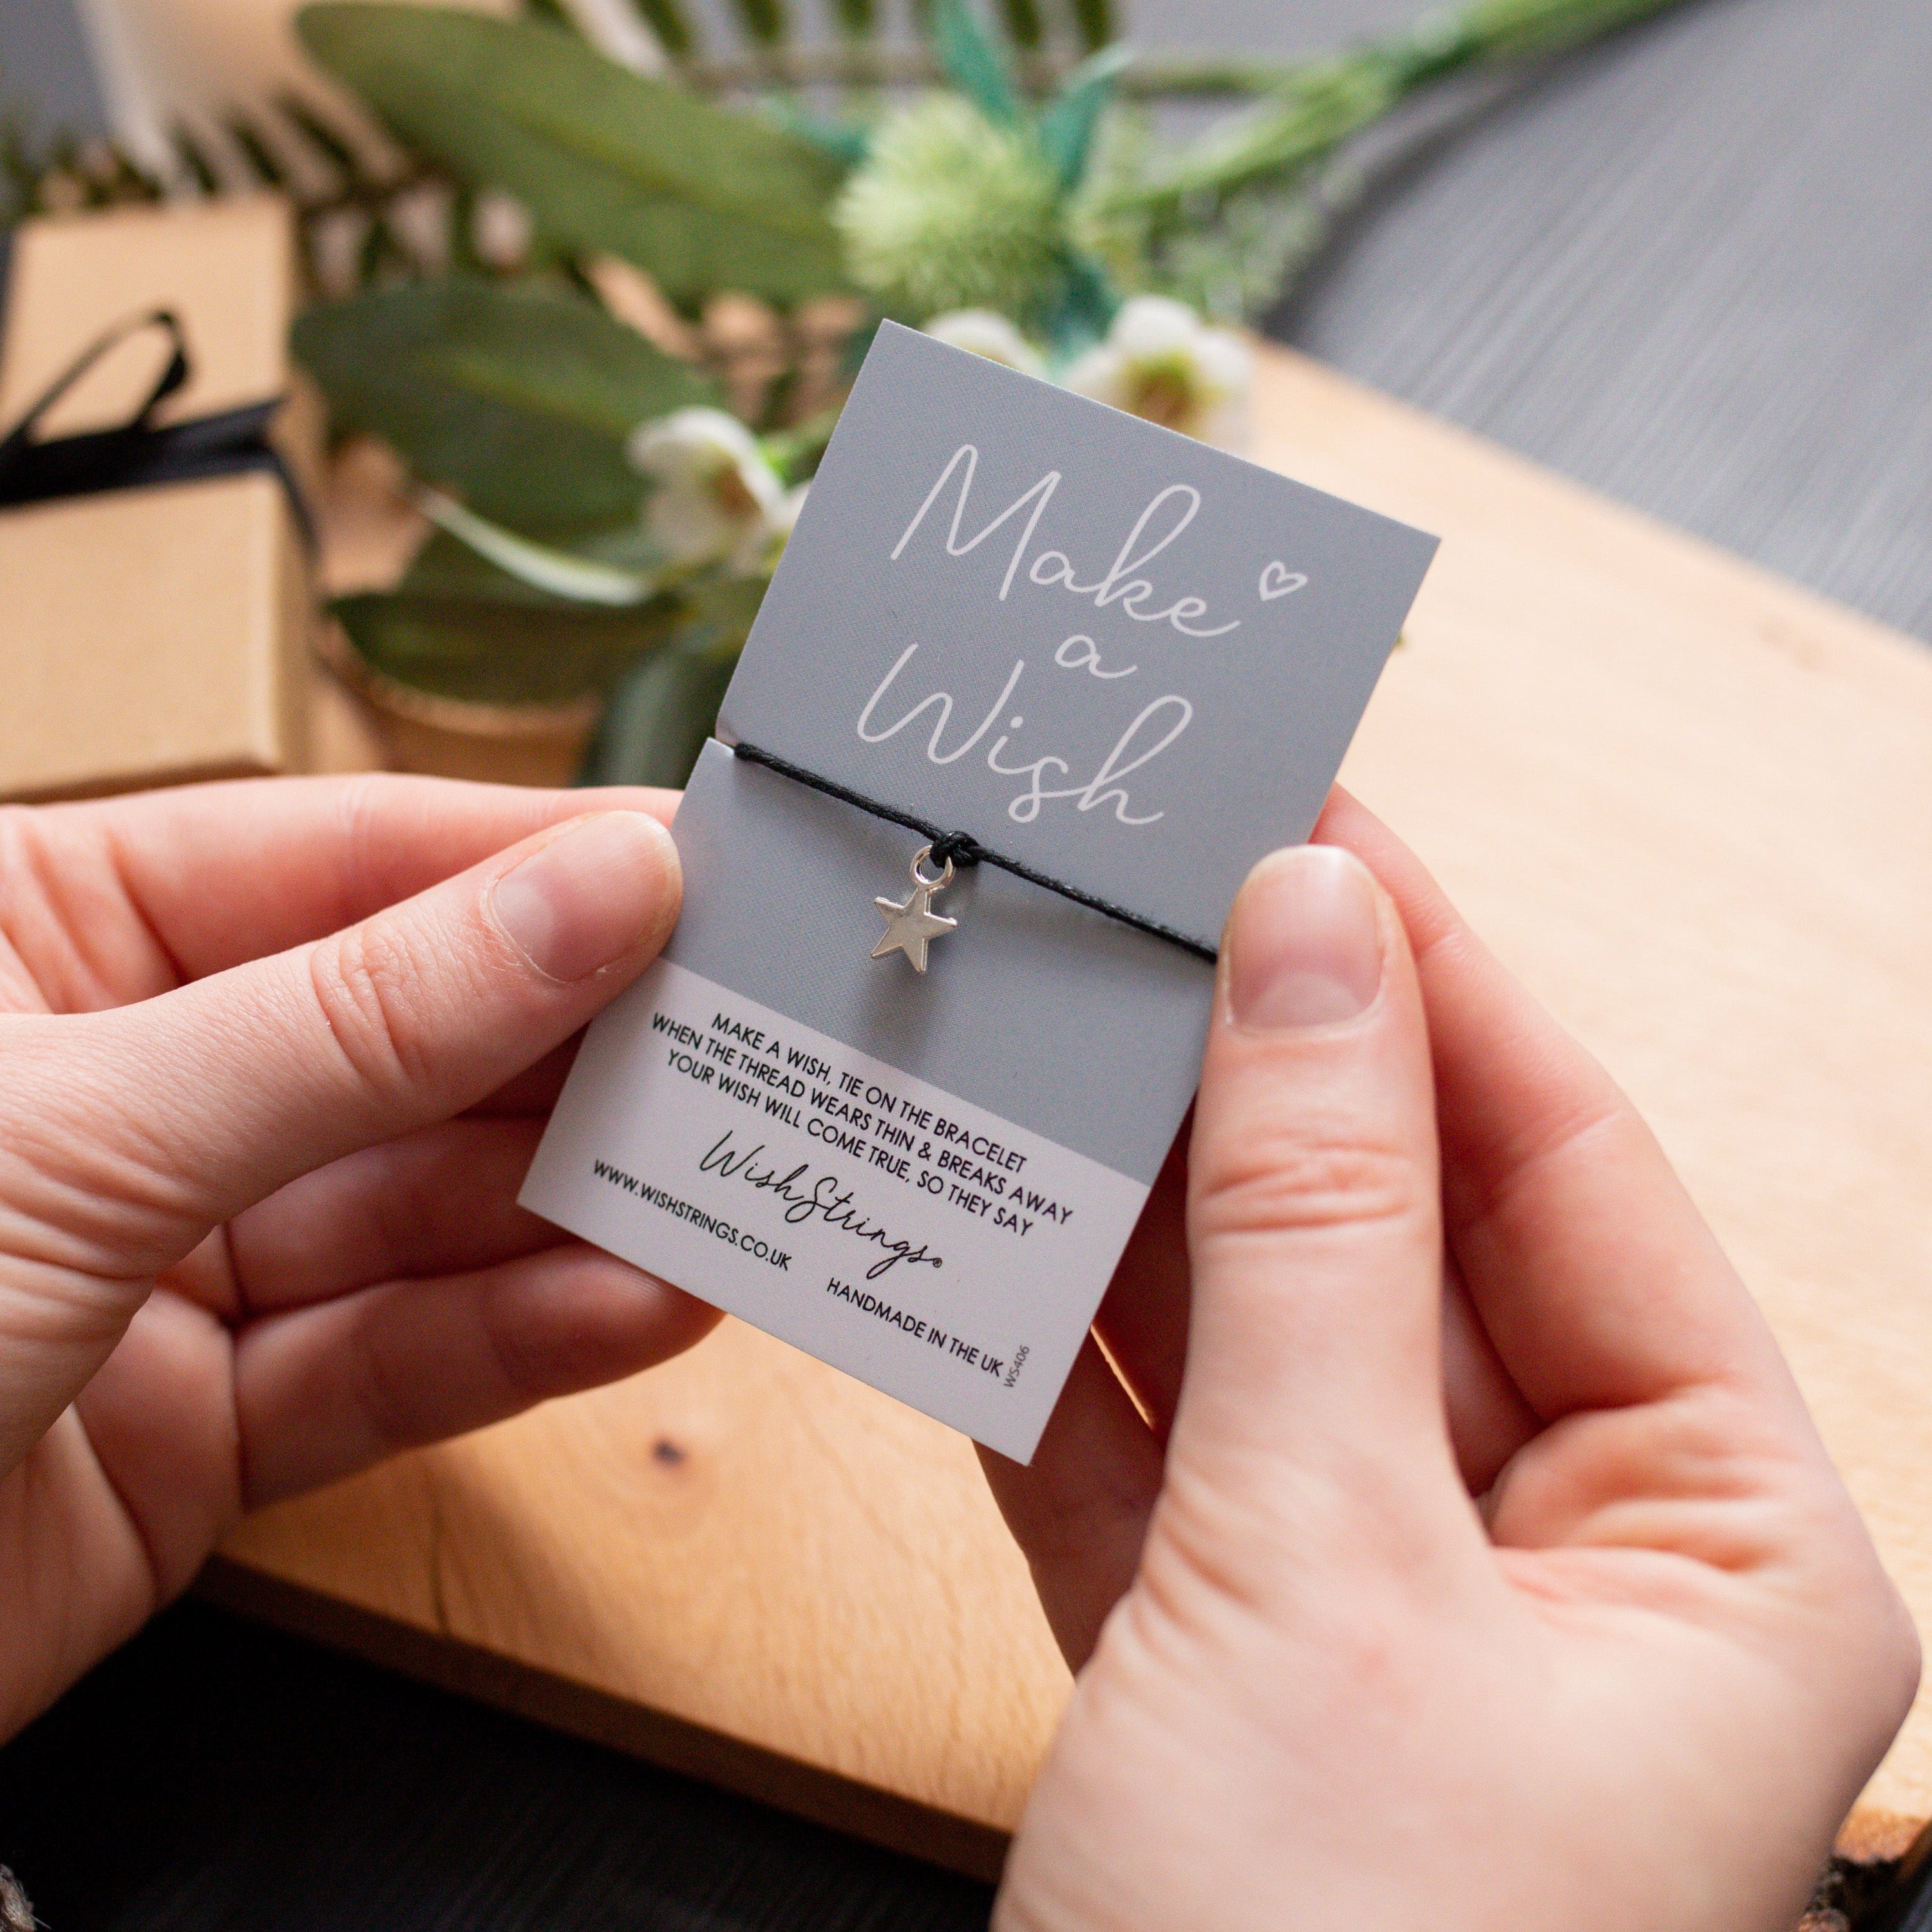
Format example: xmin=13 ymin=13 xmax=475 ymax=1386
xmin=681 ymin=571 xmax=770 ymax=641
xmin=763 ymin=99 xmax=873 ymax=167
xmin=1039 ymin=247 xmax=1117 ymax=355
xmin=334 ymin=585 xmax=679 ymax=705
xmin=293 ymin=277 xmax=713 ymax=531
xmin=576 ymin=571 xmax=765 ymax=784
xmin=576 ymin=631 xmax=739 ymax=786
xmin=1037 ymin=43 xmax=1131 ymax=192
xmin=930 ymin=0 xmax=1021 ymax=126
xmin=298 ymin=4 xmax=849 ymax=303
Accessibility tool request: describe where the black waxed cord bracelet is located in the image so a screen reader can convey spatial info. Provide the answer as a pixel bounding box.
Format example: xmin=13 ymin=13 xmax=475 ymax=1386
xmin=730 ymin=739 xmax=1218 ymax=965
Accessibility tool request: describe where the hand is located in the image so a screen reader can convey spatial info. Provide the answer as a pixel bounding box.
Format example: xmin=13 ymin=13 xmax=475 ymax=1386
xmin=985 ymin=790 xmax=1917 ymax=1932
xmin=0 ymin=775 xmax=718 ymax=1739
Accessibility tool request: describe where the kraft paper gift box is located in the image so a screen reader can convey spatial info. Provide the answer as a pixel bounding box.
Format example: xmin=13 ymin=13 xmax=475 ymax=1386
xmin=0 ymin=196 xmax=320 ymax=803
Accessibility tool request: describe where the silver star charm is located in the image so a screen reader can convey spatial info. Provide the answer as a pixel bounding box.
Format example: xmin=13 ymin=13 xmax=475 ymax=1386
xmin=871 ymin=846 xmax=960 ymax=973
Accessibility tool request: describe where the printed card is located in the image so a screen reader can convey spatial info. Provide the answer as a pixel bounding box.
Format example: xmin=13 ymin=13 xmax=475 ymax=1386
xmin=522 ymin=324 xmax=1437 ymax=1461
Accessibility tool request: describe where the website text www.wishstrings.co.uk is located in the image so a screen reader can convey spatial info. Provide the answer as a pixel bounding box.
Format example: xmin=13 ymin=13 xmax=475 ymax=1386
xmin=589 ymin=1158 xmax=793 ymax=1271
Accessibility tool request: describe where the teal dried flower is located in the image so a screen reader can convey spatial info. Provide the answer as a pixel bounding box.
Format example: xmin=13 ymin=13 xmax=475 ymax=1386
xmin=833 ymin=95 xmax=1063 ymax=323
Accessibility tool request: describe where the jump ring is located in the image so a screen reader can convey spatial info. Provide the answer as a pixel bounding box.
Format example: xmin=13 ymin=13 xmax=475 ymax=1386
xmin=910 ymin=845 xmax=954 ymax=891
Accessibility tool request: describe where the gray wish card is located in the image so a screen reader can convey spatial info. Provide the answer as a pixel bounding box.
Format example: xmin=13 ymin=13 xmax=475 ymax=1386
xmin=522 ymin=323 xmax=1437 ymax=1461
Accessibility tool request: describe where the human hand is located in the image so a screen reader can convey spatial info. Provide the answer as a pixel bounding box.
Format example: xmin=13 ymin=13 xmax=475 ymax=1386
xmin=0 ymin=775 xmax=718 ymax=1739
xmin=985 ymin=790 xmax=1917 ymax=1932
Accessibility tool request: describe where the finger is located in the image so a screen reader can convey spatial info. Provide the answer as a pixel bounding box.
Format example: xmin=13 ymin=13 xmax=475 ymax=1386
xmin=43 ymin=809 xmax=679 ymax=1273
xmin=468 ymin=1036 xmax=583 ymax=1119
xmin=1441 ymin=1251 xmax=1539 ymax=1494
xmin=1312 ymin=787 xmax=1792 ymax=1420
xmin=73 ymin=1289 xmax=236 ymax=1604
xmin=1166 ymin=844 xmax=1470 ymax=1566
xmin=1090 ymin=1125 xmax=1190 ymax=1439
xmin=1094 ymin=1115 xmax=1538 ymax=1493
xmin=39 ymin=773 xmax=677 ymax=992
xmin=218 ymin=1119 xmax=560 ymax=1316
xmin=977 ymin=1337 xmax=1163 ymax=1670
xmin=234 ymin=1243 xmax=721 ymax=1504
xmin=3 ymin=808 xmax=676 ymax=1472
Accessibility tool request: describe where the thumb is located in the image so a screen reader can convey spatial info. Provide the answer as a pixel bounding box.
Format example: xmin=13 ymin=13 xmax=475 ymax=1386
xmin=45 ymin=809 xmax=681 ymax=1269
xmin=1164 ymin=844 xmax=1466 ymax=1573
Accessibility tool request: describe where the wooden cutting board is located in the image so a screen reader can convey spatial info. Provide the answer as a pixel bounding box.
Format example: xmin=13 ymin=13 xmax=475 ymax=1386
xmin=210 ymin=343 xmax=1932 ymax=1880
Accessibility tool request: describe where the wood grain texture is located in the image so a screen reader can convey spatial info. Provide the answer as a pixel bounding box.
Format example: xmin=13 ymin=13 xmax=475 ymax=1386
xmin=221 ymin=340 xmax=1932 ymax=1857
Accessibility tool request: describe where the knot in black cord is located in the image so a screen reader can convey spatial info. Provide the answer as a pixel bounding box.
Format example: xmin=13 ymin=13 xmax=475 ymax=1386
xmin=927 ymin=829 xmax=984 ymax=870
xmin=729 ymin=740 xmax=1217 ymax=964
xmin=0 ymin=308 xmax=314 ymax=547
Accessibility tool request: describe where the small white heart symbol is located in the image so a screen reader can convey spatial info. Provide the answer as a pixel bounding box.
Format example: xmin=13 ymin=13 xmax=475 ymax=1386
xmin=1258 ymin=562 xmax=1307 ymax=601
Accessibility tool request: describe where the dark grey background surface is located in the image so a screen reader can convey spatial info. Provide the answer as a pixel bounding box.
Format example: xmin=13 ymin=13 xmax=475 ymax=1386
xmin=1253 ymin=0 xmax=1932 ymax=645
xmin=1 ymin=0 xmax=1927 ymax=1926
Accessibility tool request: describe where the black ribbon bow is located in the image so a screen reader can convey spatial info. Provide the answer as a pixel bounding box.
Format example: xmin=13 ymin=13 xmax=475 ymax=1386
xmin=0 ymin=308 xmax=313 ymax=547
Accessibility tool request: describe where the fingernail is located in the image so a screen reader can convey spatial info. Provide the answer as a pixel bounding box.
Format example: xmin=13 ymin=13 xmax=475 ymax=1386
xmin=491 ymin=813 xmax=678 ymax=983
xmin=1226 ymin=845 xmax=1384 ymax=1030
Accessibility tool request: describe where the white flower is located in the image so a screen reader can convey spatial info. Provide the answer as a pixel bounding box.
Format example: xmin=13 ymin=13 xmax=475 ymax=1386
xmin=1060 ymin=296 xmax=1252 ymax=449
xmin=627 ymin=407 xmax=788 ymax=571
xmin=736 ymin=482 xmax=810 ymax=580
xmin=922 ymin=310 xmax=1046 ymax=377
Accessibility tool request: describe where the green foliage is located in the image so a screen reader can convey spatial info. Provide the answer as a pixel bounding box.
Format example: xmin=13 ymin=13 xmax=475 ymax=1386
xmin=1037 ymin=43 xmax=1132 ymax=193
xmin=335 ymin=587 xmax=674 ymax=705
xmin=833 ymin=95 xmax=1063 ymax=323
xmin=1460 ymin=0 xmax=1697 ymax=56
xmin=3 ymin=0 xmax=1700 ymax=755
xmin=296 ymin=4 xmax=851 ymax=305
xmin=1119 ymin=53 xmax=1408 ymax=218
xmin=931 ymin=0 xmax=1021 ymax=124
xmin=1086 ymin=0 xmax=1696 ymax=310
xmin=294 ymin=277 xmax=714 ymax=530
xmin=334 ymin=533 xmax=685 ymax=704
xmin=272 ymin=0 xmax=1700 ymax=733
xmin=577 ymin=577 xmax=766 ymax=786
xmin=829 ymin=10 xmax=1135 ymax=345
xmin=1142 ymin=178 xmax=1331 ymax=322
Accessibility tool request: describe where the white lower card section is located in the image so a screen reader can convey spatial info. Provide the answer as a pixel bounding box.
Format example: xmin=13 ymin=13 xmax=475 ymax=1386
xmin=521 ymin=961 xmax=1150 ymax=1463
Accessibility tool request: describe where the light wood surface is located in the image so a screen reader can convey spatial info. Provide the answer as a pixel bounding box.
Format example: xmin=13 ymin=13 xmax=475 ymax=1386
xmin=216 ymin=341 xmax=1932 ymax=1870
